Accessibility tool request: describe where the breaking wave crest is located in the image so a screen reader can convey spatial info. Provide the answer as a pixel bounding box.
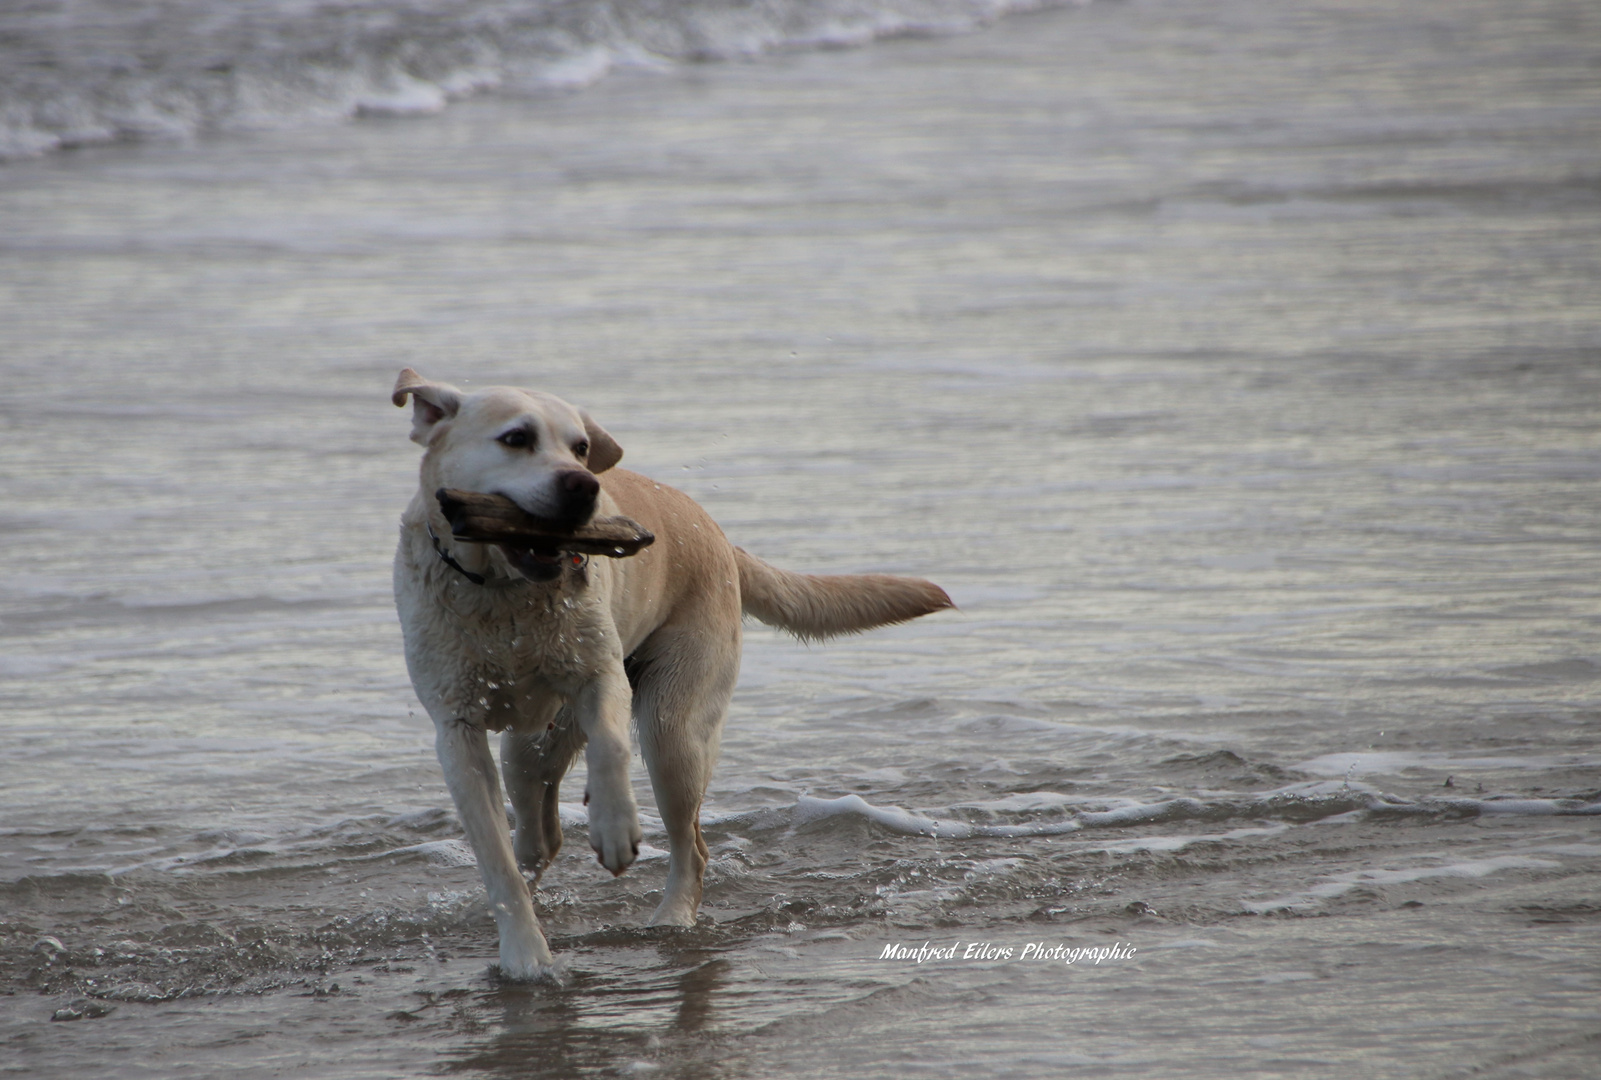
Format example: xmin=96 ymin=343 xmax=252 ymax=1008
xmin=726 ymin=783 xmax=1601 ymax=842
xmin=0 ymin=0 xmax=1068 ymax=161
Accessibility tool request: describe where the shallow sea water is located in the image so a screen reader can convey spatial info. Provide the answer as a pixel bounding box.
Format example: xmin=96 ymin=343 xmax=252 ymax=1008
xmin=2 ymin=0 xmax=1600 ymax=1076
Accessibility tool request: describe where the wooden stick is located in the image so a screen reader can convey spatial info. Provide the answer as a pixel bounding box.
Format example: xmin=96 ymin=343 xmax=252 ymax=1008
xmin=436 ymin=488 xmax=655 ymax=558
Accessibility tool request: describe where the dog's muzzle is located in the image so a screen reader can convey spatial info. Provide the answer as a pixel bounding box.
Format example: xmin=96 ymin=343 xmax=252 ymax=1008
xmin=551 ymin=469 xmax=600 ymax=528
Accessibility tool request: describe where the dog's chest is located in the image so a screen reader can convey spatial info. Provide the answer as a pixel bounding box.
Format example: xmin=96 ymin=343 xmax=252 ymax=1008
xmin=398 ymin=547 xmax=616 ymax=727
xmin=469 ymin=604 xmax=605 ymax=728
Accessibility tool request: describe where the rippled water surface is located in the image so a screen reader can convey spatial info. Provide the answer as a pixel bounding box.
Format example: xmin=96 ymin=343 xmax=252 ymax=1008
xmin=2 ymin=0 xmax=1599 ymax=1076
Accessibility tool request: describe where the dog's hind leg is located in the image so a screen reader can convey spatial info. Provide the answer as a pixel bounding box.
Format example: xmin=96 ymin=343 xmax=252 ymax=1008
xmin=434 ymin=715 xmax=554 ymax=978
xmin=502 ymin=705 xmax=586 ymax=884
xmin=632 ymin=623 xmax=741 ymax=927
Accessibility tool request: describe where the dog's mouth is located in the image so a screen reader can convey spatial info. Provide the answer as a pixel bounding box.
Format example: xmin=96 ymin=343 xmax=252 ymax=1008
xmin=434 ymin=489 xmax=653 ymax=584
xmin=500 ymin=543 xmax=577 ymax=583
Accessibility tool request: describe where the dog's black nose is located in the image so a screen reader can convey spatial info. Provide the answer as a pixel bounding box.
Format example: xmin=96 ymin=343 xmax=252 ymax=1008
xmin=550 ymin=470 xmax=599 ymax=528
xmin=560 ymin=470 xmax=599 ymax=501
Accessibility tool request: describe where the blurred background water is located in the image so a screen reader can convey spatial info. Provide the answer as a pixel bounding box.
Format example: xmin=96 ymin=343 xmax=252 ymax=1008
xmin=2 ymin=0 xmax=1599 ymax=1076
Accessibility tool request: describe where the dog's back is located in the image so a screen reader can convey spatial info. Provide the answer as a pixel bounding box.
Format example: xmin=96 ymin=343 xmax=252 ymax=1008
xmin=600 ymin=467 xmax=952 ymax=647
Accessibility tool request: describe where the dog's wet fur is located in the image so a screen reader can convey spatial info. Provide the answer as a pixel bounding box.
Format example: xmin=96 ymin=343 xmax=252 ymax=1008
xmin=391 ymin=369 xmax=952 ymax=977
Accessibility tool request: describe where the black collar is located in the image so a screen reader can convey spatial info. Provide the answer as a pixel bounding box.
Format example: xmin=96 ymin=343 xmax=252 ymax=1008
xmin=427 ymin=523 xmax=489 ymax=585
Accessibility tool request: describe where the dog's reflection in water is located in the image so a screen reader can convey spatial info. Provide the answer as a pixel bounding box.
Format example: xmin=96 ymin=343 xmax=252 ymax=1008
xmin=441 ymin=953 xmax=733 ymax=1077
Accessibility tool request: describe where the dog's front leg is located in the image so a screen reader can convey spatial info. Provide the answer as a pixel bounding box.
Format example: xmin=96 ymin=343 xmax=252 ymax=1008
xmin=574 ymin=665 xmax=642 ymax=876
xmin=435 ymin=715 xmax=554 ymax=978
xmin=502 ymin=705 xmax=585 ymax=883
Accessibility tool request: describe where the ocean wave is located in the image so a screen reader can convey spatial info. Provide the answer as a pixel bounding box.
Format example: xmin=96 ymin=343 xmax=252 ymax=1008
xmin=1240 ymin=848 xmax=1598 ymax=914
xmin=711 ymin=783 xmax=1601 ymax=845
xmin=794 ymin=793 xmax=1083 ymax=838
xmin=7 ymin=777 xmax=1595 ymax=892
xmin=1294 ymin=750 xmax=1601 ymax=778
xmin=0 ymin=0 xmax=1067 ymax=161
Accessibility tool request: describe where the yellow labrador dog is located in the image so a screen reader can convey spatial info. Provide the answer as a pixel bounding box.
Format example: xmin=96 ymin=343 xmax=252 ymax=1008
xmin=391 ymin=369 xmax=951 ymax=978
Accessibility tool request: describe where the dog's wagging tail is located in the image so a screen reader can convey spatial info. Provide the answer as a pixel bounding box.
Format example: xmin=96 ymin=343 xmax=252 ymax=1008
xmin=734 ymin=546 xmax=953 ymax=641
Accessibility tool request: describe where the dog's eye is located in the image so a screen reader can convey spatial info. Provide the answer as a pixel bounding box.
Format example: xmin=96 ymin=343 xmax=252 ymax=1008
xmin=573 ymin=440 xmax=590 ymax=458
xmin=498 ymin=429 xmax=532 ymax=449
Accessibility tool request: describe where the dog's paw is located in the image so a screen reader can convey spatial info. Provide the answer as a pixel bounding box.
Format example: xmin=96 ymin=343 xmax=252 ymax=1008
xmin=512 ymin=833 xmax=555 ymax=882
xmin=646 ymin=901 xmax=700 ymax=928
xmin=587 ymin=801 xmax=642 ymax=877
xmin=497 ymin=933 xmax=556 ymax=980
xmin=495 ymin=956 xmax=562 ymax=983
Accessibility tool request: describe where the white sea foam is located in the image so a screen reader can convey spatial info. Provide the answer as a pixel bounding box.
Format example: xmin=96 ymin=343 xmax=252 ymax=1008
xmin=1243 ymin=853 xmax=1570 ymax=913
xmin=1078 ymin=799 xmax=1209 ymax=827
xmin=794 ymin=793 xmax=1081 ymax=838
xmin=380 ymin=839 xmax=478 ymax=867
xmin=1098 ymin=824 xmax=1290 ymax=855
xmin=949 ymin=791 xmax=1079 ymax=814
xmin=1531 ymin=843 xmax=1601 ymax=857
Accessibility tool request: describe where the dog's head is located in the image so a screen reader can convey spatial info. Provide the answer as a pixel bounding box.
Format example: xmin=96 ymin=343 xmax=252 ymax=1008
xmin=392 ymin=368 xmax=622 ymax=531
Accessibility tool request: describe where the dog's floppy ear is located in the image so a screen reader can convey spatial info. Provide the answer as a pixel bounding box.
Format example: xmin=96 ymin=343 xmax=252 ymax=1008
xmin=580 ymin=411 xmax=624 ymax=474
xmin=392 ymin=368 xmax=462 ymax=445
